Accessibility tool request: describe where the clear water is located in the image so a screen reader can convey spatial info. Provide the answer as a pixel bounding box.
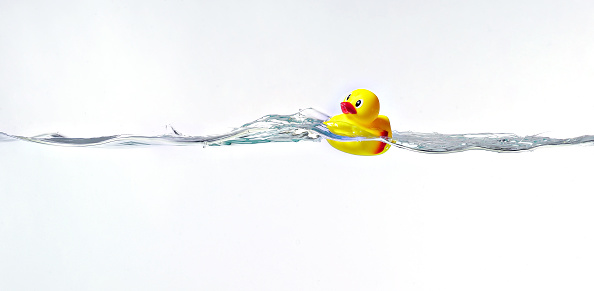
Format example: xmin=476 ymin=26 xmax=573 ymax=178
xmin=1 ymin=108 xmax=594 ymax=153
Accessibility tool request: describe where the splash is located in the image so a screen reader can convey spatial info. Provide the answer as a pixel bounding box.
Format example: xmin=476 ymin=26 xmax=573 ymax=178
xmin=1 ymin=108 xmax=594 ymax=153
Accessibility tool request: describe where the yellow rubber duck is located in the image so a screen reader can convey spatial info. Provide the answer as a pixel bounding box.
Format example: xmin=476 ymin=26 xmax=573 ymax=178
xmin=324 ymin=89 xmax=392 ymax=156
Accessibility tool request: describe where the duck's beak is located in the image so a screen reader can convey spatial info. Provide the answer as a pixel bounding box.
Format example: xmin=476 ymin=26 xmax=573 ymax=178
xmin=340 ymin=102 xmax=357 ymax=114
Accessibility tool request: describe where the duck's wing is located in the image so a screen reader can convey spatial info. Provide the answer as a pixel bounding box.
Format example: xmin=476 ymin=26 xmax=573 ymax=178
xmin=373 ymin=115 xmax=392 ymax=138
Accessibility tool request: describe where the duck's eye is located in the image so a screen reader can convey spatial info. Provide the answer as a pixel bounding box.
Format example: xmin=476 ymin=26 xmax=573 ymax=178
xmin=355 ymin=99 xmax=363 ymax=107
xmin=346 ymin=94 xmax=351 ymax=101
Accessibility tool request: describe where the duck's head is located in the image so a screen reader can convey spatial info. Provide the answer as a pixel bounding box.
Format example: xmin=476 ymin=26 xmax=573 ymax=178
xmin=340 ymin=89 xmax=380 ymax=124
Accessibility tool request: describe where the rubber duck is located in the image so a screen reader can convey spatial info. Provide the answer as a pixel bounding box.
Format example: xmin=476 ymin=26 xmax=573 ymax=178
xmin=324 ymin=89 xmax=392 ymax=156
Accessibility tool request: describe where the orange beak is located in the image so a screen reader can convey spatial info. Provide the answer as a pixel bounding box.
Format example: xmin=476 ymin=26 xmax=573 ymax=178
xmin=340 ymin=102 xmax=357 ymax=114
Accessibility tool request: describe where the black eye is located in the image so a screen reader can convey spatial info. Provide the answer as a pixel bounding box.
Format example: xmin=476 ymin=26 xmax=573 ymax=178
xmin=355 ymin=99 xmax=363 ymax=107
xmin=346 ymin=94 xmax=351 ymax=101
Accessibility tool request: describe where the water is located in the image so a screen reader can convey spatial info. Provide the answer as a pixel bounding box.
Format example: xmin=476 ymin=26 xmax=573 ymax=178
xmin=1 ymin=108 xmax=594 ymax=153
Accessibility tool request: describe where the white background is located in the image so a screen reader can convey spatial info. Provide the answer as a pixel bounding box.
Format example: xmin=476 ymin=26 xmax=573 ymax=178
xmin=2 ymin=1 xmax=594 ymax=290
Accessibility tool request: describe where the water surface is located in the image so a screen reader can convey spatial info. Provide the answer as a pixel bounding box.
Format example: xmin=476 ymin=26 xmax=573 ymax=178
xmin=2 ymin=108 xmax=594 ymax=153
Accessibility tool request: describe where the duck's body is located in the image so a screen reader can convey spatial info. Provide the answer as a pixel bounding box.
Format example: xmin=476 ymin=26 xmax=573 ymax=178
xmin=324 ymin=89 xmax=392 ymax=156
